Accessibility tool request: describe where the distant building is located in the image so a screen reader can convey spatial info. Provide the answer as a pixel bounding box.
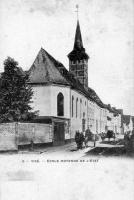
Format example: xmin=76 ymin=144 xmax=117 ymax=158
xmin=123 ymin=115 xmax=134 ymax=134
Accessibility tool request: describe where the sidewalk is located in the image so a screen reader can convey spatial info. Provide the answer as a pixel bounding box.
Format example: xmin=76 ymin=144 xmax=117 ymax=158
xmin=18 ymin=141 xmax=77 ymax=154
xmin=18 ymin=141 xmax=96 ymax=159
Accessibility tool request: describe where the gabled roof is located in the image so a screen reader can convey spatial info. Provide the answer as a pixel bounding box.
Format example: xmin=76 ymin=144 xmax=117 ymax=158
xmin=28 ymin=48 xmax=69 ymax=86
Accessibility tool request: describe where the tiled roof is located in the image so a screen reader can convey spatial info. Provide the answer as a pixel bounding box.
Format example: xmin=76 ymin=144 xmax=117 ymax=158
xmin=54 ymin=57 xmax=105 ymax=108
xmin=28 ymin=48 xmax=69 ymax=86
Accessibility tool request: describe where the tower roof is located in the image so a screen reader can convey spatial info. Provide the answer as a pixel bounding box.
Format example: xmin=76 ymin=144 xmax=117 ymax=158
xmin=68 ymin=20 xmax=89 ymax=61
xmin=74 ymin=20 xmax=83 ymax=50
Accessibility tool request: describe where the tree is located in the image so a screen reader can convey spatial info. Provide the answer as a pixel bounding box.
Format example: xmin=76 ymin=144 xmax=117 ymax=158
xmin=0 ymin=57 xmax=38 ymax=122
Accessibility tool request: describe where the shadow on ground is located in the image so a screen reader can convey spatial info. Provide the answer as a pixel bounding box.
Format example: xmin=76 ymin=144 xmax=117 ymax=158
xmin=69 ymin=144 xmax=94 ymax=152
xmin=100 ymin=139 xmax=124 ymax=146
xmin=70 ymin=149 xmax=78 ymax=152
xmin=84 ymin=146 xmax=126 ymax=157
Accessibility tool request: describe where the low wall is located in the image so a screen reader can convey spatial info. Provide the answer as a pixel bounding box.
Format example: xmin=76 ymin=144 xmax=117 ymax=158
xmin=18 ymin=123 xmax=52 ymax=145
xmin=0 ymin=122 xmax=52 ymax=151
xmin=0 ymin=123 xmax=17 ymax=151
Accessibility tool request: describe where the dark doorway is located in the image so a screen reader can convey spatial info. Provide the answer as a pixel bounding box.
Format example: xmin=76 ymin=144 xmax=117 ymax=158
xmin=53 ymin=122 xmax=65 ymax=145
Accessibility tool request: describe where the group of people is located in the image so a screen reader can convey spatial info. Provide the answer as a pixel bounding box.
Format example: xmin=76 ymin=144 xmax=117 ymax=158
xmin=75 ymin=128 xmax=93 ymax=150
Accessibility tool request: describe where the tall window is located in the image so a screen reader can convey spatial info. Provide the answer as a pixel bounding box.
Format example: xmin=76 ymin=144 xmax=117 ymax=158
xmin=83 ymin=112 xmax=85 ymax=118
xmin=76 ymin=98 xmax=78 ymax=118
xmin=57 ymin=93 xmax=64 ymax=116
xmin=72 ymin=96 xmax=74 ymax=117
xmin=80 ymin=99 xmax=82 ymax=118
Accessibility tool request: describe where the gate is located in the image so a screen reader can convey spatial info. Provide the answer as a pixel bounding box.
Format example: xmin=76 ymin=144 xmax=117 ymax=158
xmin=53 ymin=122 xmax=65 ymax=145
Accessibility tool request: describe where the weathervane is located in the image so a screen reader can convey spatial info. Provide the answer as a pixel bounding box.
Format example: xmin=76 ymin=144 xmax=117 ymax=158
xmin=75 ymin=4 xmax=79 ymax=20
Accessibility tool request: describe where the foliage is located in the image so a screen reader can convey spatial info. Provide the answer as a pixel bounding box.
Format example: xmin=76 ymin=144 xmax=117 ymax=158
xmin=0 ymin=57 xmax=38 ymax=122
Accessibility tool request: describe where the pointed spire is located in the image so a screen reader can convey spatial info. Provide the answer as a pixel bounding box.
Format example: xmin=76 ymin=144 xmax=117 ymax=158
xmin=68 ymin=8 xmax=89 ymax=61
xmin=73 ymin=20 xmax=83 ymax=50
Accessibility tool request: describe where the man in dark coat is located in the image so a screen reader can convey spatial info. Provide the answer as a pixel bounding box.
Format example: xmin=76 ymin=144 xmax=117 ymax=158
xmin=79 ymin=132 xmax=85 ymax=149
xmin=85 ymin=127 xmax=92 ymax=138
xmin=84 ymin=127 xmax=92 ymax=147
xmin=75 ymin=130 xmax=80 ymax=149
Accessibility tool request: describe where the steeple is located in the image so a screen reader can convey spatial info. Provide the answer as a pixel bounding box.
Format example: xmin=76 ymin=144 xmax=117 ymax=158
xmin=68 ymin=15 xmax=89 ymax=88
xmin=73 ymin=20 xmax=83 ymax=50
xmin=68 ymin=20 xmax=89 ymax=62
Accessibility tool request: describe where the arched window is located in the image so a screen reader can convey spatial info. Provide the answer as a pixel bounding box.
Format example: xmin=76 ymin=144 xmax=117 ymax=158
xmin=76 ymin=98 xmax=78 ymax=118
xmin=57 ymin=93 xmax=64 ymax=116
xmin=72 ymin=96 xmax=74 ymax=117
xmin=83 ymin=112 xmax=85 ymax=118
xmin=80 ymin=99 xmax=82 ymax=118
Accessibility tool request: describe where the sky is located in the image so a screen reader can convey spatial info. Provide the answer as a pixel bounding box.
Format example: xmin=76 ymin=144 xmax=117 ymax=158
xmin=0 ymin=0 xmax=134 ymax=115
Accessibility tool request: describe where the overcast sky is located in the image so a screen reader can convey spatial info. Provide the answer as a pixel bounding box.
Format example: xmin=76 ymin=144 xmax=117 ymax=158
xmin=0 ymin=0 xmax=134 ymax=115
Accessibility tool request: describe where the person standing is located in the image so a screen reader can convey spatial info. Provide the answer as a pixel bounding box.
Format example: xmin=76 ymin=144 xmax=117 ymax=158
xmin=75 ymin=130 xmax=80 ymax=149
xmin=79 ymin=132 xmax=85 ymax=149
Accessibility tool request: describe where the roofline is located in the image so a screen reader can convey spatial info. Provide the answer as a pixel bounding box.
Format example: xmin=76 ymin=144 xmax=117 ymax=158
xmin=29 ymin=82 xmax=71 ymax=88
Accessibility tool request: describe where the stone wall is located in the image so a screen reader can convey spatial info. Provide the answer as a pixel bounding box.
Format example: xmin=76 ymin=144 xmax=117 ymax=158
xmin=0 ymin=122 xmax=52 ymax=151
xmin=17 ymin=123 xmax=52 ymax=145
xmin=0 ymin=123 xmax=17 ymax=151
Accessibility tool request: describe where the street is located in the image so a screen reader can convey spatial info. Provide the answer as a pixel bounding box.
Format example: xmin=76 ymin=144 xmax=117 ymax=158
xmin=16 ymin=135 xmax=132 ymax=159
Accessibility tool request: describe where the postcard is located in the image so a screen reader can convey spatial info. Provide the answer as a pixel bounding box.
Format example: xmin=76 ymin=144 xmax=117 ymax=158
xmin=0 ymin=1 xmax=134 ymax=200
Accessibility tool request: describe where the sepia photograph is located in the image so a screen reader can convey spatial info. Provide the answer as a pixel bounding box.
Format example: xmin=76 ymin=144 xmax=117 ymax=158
xmin=0 ymin=0 xmax=134 ymax=200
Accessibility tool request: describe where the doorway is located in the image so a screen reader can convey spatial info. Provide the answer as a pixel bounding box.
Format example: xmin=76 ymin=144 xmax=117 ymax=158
xmin=53 ymin=122 xmax=65 ymax=146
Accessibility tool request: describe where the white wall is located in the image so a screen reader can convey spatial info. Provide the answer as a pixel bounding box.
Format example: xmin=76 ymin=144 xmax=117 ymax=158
xmin=100 ymin=108 xmax=107 ymax=133
xmin=87 ymin=100 xmax=95 ymax=133
xmin=31 ymin=85 xmax=51 ymax=116
xmin=70 ymin=89 xmax=88 ymax=138
xmin=113 ymin=114 xmax=121 ymax=134
xmin=31 ymin=84 xmax=70 ymax=118
xmin=94 ymin=104 xmax=101 ymax=134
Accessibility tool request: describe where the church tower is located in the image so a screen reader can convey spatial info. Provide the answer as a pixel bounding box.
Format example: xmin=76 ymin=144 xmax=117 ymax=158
xmin=68 ymin=20 xmax=89 ymax=88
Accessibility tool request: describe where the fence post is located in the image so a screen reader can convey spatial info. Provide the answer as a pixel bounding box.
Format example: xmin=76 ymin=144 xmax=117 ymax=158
xmin=15 ymin=122 xmax=18 ymax=150
xmin=93 ymin=134 xmax=96 ymax=147
xmin=30 ymin=125 xmax=35 ymax=151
